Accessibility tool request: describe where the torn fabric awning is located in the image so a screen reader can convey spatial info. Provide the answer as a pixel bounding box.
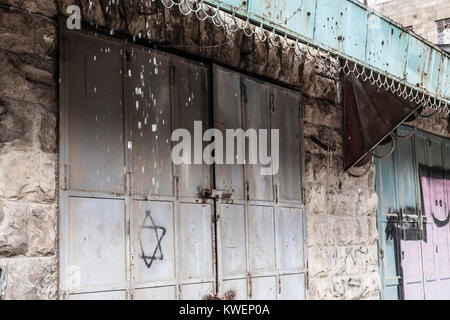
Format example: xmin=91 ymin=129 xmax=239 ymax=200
xmin=344 ymin=75 xmax=420 ymax=170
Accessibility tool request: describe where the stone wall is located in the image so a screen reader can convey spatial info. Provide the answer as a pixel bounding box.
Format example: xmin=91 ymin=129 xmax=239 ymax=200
xmin=364 ymin=0 xmax=450 ymax=45
xmin=2 ymin=0 xmax=436 ymax=300
xmin=0 ymin=1 xmax=59 ymax=299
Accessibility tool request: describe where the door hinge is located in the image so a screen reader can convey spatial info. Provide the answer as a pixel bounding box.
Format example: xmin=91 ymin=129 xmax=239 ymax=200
xmin=248 ymin=274 xmax=252 ymax=299
xmin=125 ymin=50 xmax=132 ymax=76
xmin=270 ymin=93 xmax=275 ymax=113
xmin=174 ymin=176 xmax=179 ymax=200
xmin=241 ymin=83 xmax=247 ymax=104
xmin=245 ymin=180 xmax=250 ymax=201
xmin=278 ymin=276 xmax=281 ymax=294
xmin=62 ymin=163 xmax=69 ymax=190
xmin=305 ymin=271 xmax=309 ymax=291
xmin=170 ymin=66 xmax=176 ymax=86
xmin=125 ymin=171 xmax=132 ymax=194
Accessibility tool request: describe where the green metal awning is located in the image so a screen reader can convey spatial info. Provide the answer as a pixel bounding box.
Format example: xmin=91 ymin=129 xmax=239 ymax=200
xmin=163 ymin=0 xmax=450 ymax=110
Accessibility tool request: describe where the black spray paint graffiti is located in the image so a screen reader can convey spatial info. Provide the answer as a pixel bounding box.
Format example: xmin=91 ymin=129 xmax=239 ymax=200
xmin=418 ymin=165 xmax=450 ymax=228
xmin=139 ymin=210 xmax=166 ymax=269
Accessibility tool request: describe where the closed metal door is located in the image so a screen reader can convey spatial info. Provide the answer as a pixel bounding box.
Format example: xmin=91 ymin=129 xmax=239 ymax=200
xmin=212 ymin=65 xmax=307 ymax=300
xmin=375 ymin=125 xmax=450 ymax=300
xmin=59 ymin=31 xmax=130 ymax=299
xmin=60 ymin=30 xmax=307 ymax=300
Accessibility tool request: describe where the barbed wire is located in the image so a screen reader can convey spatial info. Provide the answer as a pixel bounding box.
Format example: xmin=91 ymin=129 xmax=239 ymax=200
xmin=155 ymin=0 xmax=449 ymax=114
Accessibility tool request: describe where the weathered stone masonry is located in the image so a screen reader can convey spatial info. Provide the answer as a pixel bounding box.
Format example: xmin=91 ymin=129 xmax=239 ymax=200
xmin=5 ymin=0 xmax=444 ymax=300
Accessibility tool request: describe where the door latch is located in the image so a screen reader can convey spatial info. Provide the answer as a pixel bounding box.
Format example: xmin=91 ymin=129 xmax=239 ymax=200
xmin=199 ymin=188 xmax=233 ymax=202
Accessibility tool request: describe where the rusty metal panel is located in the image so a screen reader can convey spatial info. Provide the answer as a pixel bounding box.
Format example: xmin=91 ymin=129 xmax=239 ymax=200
xmin=272 ymin=86 xmax=303 ymax=203
xmin=68 ymin=197 xmax=127 ymax=292
xmin=366 ymin=14 xmax=409 ymax=78
xmin=128 ymin=48 xmax=173 ymax=197
xmin=244 ymin=77 xmax=273 ymax=202
xmin=67 ymin=33 xmax=125 ymax=193
xmin=406 ymin=35 xmax=432 ymax=89
xmin=442 ymin=57 xmax=450 ymax=99
xmin=213 ymin=65 xmax=245 ymax=200
xmin=248 ymin=0 xmax=316 ymax=40
xmin=206 ymin=0 xmax=450 ymax=102
xmin=180 ymin=203 xmax=215 ymax=281
xmin=248 ymin=206 xmax=276 ymax=273
xmin=314 ymin=0 xmax=368 ymax=62
xmin=422 ymin=48 xmax=443 ymax=95
xmin=171 ymin=56 xmax=212 ymax=199
xmin=132 ymin=201 xmax=175 ymax=285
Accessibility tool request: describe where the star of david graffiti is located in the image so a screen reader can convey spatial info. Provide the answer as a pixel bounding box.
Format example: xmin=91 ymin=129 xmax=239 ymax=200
xmin=139 ymin=210 xmax=166 ymax=269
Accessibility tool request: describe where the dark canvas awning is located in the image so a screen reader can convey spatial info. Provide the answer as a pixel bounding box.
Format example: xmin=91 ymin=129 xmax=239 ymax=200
xmin=344 ymin=75 xmax=420 ymax=170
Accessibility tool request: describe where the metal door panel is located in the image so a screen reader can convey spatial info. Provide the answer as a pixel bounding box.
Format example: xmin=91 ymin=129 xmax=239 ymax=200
xmin=213 ymin=66 xmax=245 ymax=200
xmin=244 ymin=78 xmax=273 ymax=202
xmin=404 ymin=282 xmax=424 ymax=300
xmin=376 ymin=126 xmax=450 ymax=300
xmin=272 ymin=86 xmax=302 ymax=203
xmin=132 ymin=201 xmax=175 ymax=285
xmin=384 ymin=286 xmax=400 ymax=300
xmin=396 ymin=129 xmax=424 ymax=299
xmin=133 ymin=286 xmax=176 ymax=300
xmin=221 ymin=279 xmax=247 ymax=300
xmin=381 ymin=222 xmax=401 ymax=283
xmin=68 ymin=34 xmax=125 ymax=193
xmin=69 ymin=290 xmax=126 ymax=300
xmin=277 ymin=207 xmax=305 ymax=271
xmin=279 ymin=274 xmax=306 ymax=300
xmin=422 ymin=223 xmax=437 ymax=280
xmin=415 ymin=133 xmax=439 ymax=300
xmin=437 ymin=227 xmax=450 ymax=276
xmin=128 ymin=48 xmax=173 ymax=197
xmin=375 ymin=143 xmax=401 ymax=299
xmin=424 ymin=280 xmax=438 ymax=300
xmin=181 ymin=282 xmax=214 ymax=300
xmin=68 ymin=197 xmax=126 ymax=291
xmin=427 ymin=136 xmax=448 ymax=297
xmin=218 ymin=204 xmax=247 ymax=276
xmin=248 ymin=206 xmax=276 ymax=273
xmin=250 ymin=276 xmax=277 ymax=300
xmin=439 ymin=279 xmax=450 ymax=299
xmin=171 ymin=57 xmax=211 ymax=199
xmin=180 ymin=203 xmax=214 ymax=281
xmin=402 ymin=241 xmax=423 ymax=286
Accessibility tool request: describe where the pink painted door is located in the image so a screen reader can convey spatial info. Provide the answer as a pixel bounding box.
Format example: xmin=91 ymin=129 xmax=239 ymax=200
xmin=417 ymin=135 xmax=450 ymax=300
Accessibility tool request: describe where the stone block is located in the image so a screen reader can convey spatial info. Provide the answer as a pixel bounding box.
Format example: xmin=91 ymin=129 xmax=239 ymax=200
xmin=0 ymin=150 xmax=56 ymax=202
xmin=0 ymin=200 xmax=28 ymax=256
xmin=0 ymin=256 xmax=57 ymax=300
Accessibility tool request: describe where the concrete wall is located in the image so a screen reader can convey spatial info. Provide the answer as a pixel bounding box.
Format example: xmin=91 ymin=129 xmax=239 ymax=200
xmin=365 ymin=0 xmax=450 ymax=45
xmin=3 ymin=0 xmax=446 ymax=300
